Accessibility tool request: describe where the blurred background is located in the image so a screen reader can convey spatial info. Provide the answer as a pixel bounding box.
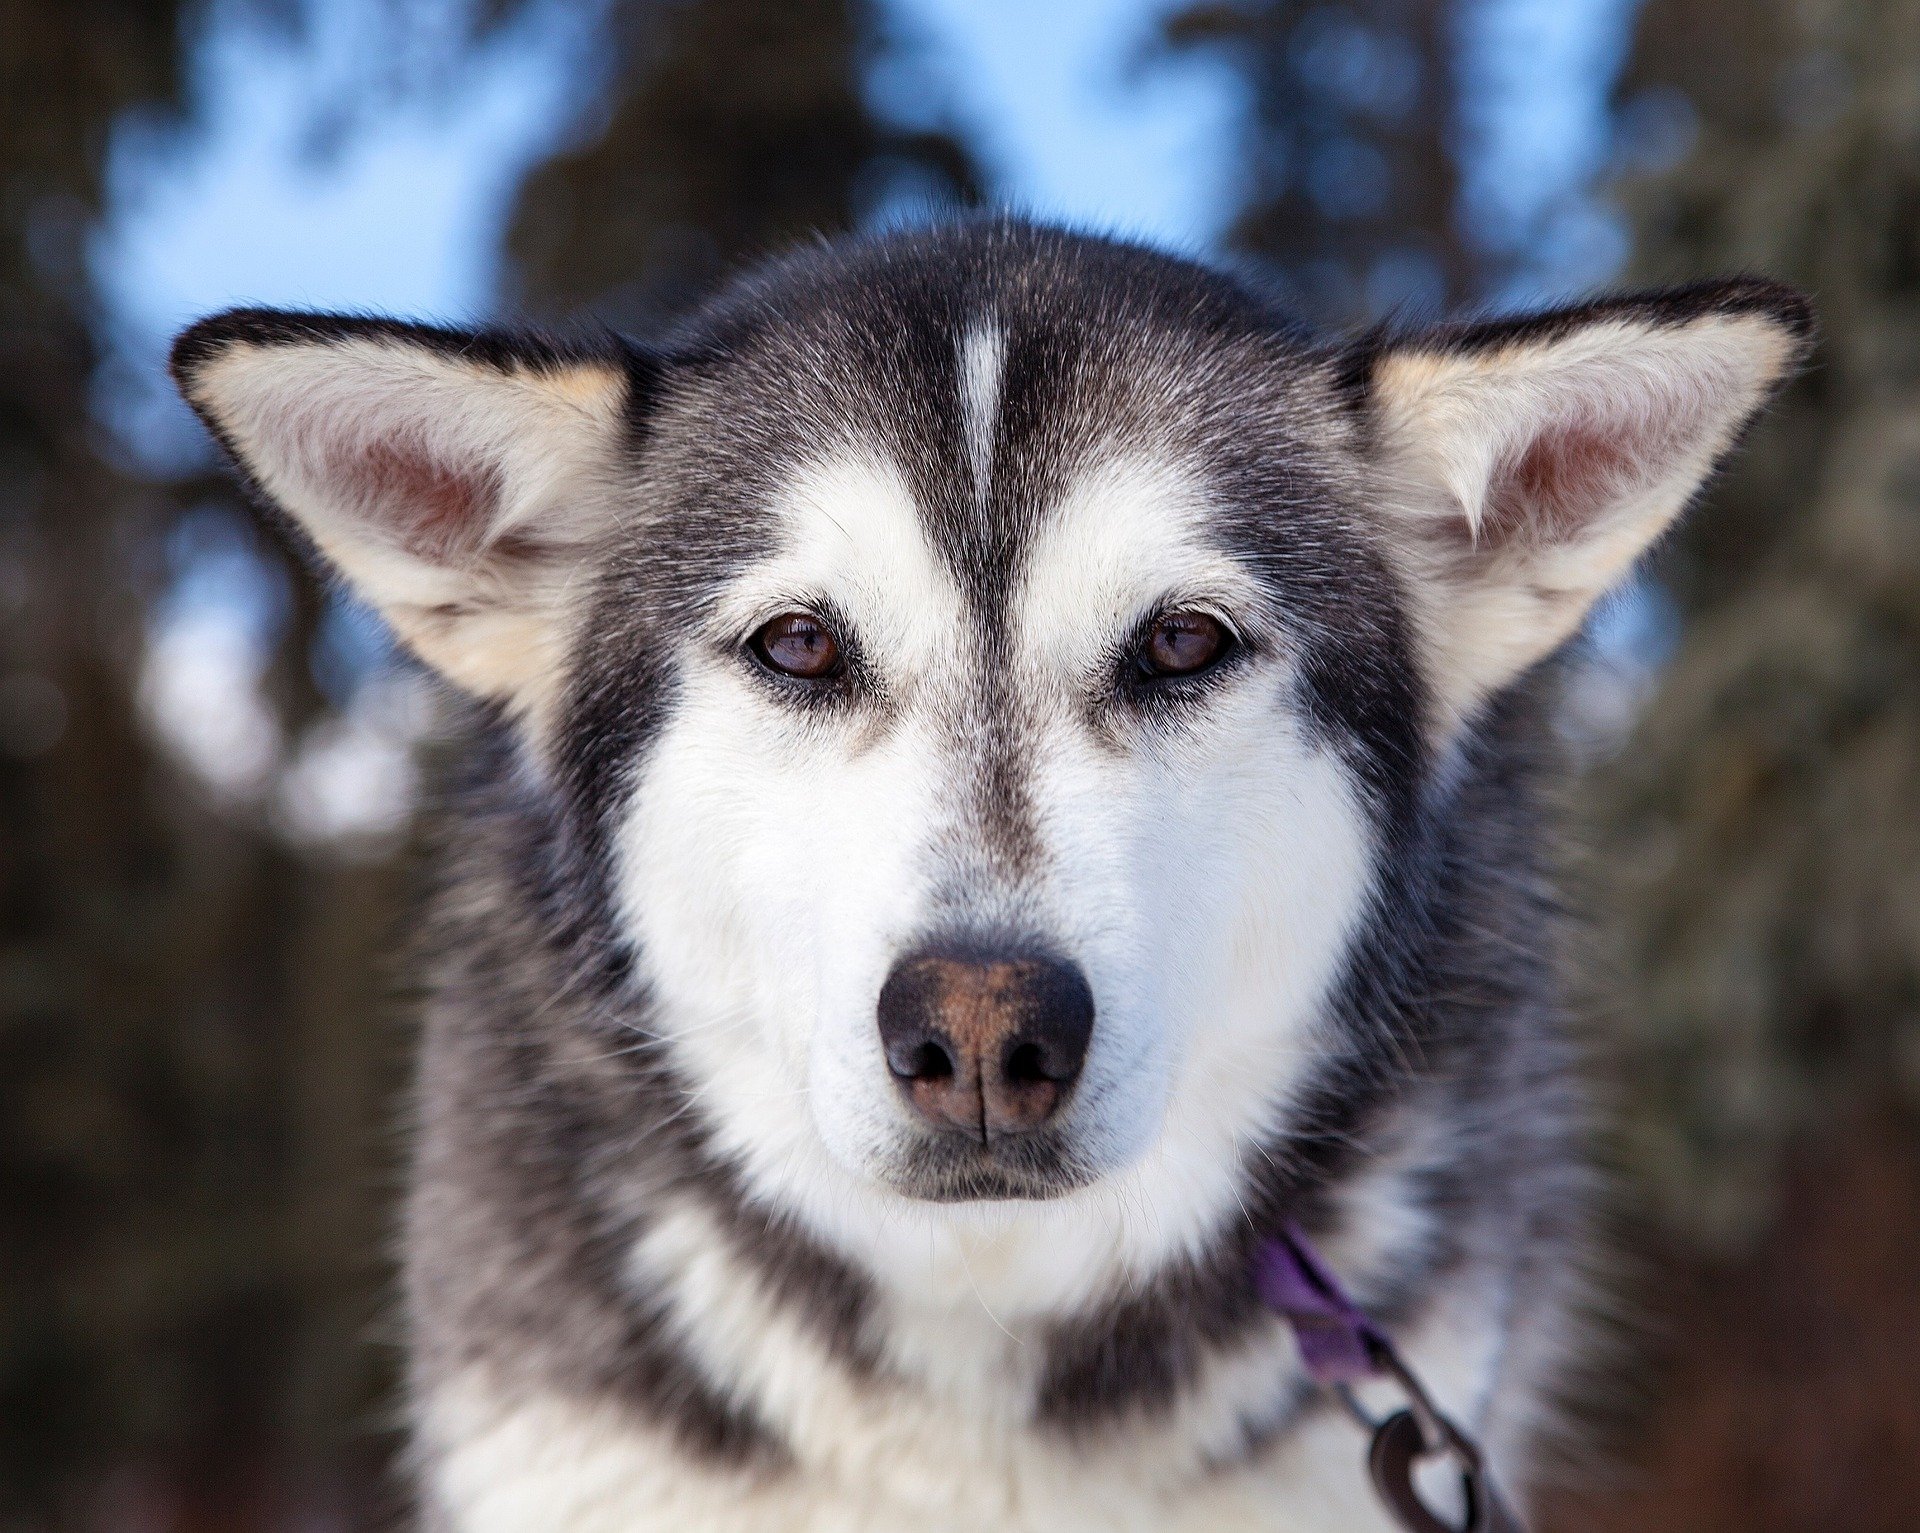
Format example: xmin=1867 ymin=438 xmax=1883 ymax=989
xmin=2 ymin=0 xmax=1916 ymax=1528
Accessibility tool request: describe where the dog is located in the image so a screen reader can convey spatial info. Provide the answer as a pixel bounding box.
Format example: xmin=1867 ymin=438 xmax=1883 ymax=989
xmin=171 ymin=220 xmax=1807 ymax=1532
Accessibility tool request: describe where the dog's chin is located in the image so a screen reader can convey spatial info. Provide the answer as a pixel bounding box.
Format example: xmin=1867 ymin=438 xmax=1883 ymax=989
xmin=873 ymin=1130 xmax=1102 ymax=1204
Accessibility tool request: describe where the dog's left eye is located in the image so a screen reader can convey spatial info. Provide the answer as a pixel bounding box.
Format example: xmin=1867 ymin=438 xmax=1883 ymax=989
xmin=1135 ymin=611 xmax=1231 ymax=679
xmin=750 ymin=611 xmax=843 ymax=679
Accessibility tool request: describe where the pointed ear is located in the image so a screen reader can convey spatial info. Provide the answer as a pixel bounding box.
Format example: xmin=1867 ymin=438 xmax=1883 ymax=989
xmin=1352 ymin=279 xmax=1812 ymax=736
xmin=171 ymin=309 xmax=652 ymax=722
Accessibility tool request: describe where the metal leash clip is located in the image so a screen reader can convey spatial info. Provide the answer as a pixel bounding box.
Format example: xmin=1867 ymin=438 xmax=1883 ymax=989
xmin=1255 ymin=1222 xmax=1526 ymax=1533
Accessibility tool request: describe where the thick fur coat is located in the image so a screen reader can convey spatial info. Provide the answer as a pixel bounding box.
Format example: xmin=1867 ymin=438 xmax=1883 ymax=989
xmin=171 ymin=221 xmax=1808 ymax=1531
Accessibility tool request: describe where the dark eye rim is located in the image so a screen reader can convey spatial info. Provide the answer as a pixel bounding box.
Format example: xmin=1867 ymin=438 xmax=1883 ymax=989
xmin=743 ymin=606 xmax=852 ymax=686
xmin=1126 ymin=607 xmax=1241 ymax=685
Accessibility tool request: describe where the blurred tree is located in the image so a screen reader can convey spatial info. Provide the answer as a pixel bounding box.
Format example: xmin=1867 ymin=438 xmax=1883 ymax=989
xmin=1595 ymin=0 xmax=1920 ymax=1270
xmin=0 ymin=4 xmax=411 ymax=1524
xmin=1153 ymin=0 xmax=1479 ymax=323
xmin=507 ymin=0 xmax=981 ymax=324
xmin=1556 ymin=0 xmax=1920 ymax=1527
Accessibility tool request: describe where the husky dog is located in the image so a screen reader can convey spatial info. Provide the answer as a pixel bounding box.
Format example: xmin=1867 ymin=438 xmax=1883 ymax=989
xmin=171 ymin=222 xmax=1806 ymax=1532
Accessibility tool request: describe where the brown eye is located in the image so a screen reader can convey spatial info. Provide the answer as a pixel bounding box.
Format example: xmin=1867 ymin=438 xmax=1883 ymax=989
xmin=751 ymin=612 xmax=842 ymax=679
xmin=1138 ymin=611 xmax=1230 ymax=679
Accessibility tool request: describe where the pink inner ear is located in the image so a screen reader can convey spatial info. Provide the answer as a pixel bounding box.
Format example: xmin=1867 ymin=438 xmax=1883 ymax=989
xmin=348 ymin=438 xmax=502 ymax=564
xmin=1479 ymin=423 xmax=1646 ymax=548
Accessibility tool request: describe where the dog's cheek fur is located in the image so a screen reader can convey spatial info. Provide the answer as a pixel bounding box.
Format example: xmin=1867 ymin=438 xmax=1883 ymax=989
xmin=1004 ymin=453 xmax=1384 ymax=1272
xmin=1073 ymin=693 xmax=1378 ymax=1250
xmin=613 ymin=666 xmax=947 ymax=1197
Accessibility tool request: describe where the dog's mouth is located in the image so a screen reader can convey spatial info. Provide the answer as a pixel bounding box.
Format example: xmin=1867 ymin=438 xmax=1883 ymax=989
xmin=883 ymin=1129 xmax=1100 ymax=1203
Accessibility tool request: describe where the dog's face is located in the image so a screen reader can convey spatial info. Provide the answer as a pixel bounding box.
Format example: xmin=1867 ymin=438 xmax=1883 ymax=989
xmin=174 ymin=227 xmax=1804 ymax=1270
xmin=619 ymin=431 xmax=1379 ymax=1212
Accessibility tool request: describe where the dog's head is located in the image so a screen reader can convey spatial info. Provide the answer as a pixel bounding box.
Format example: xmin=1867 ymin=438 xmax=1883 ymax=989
xmin=174 ymin=225 xmax=1805 ymax=1262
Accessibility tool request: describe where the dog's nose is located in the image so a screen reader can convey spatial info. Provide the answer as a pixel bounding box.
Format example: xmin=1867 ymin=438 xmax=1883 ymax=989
xmin=876 ymin=950 xmax=1094 ymax=1138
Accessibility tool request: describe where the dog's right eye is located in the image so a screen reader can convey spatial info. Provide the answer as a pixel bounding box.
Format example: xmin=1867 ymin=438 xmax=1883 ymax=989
xmin=750 ymin=612 xmax=843 ymax=679
xmin=1134 ymin=611 xmax=1231 ymax=680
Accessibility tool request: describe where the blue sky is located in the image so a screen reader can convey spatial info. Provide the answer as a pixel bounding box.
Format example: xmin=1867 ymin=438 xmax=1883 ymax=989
xmin=882 ymin=0 xmax=1249 ymax=254
xmin=98 ymin=0 xmax=1250 ymax=344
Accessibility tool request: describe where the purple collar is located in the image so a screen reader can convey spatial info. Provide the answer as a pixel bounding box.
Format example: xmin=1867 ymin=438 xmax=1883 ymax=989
xmin=1254 ymin=1220 xmax=1525 ymax=1533
xmin=1254 ymin=1218 xmax=1391 ymax=1384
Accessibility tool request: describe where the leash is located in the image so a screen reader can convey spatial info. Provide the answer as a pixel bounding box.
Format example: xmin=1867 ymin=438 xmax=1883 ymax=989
xmin=1255 ymin=1223 xmax=1527 ymax=1533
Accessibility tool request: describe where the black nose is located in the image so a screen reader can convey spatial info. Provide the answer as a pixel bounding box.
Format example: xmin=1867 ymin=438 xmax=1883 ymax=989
xmin=876 ymin=948 xmax=1095 ymax=1139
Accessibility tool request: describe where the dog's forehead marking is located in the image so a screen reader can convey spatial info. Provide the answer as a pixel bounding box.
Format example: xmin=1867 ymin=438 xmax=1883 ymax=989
xmin=958 ymin=321 xmax=1005 ymax=505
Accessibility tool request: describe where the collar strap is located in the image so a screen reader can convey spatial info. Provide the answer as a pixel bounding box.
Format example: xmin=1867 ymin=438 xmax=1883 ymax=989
xmin=1253 ymin=1218 xmax=1389 ymax=1384
xmin=1255 ymin=1220 xmax=1528 ymax=1533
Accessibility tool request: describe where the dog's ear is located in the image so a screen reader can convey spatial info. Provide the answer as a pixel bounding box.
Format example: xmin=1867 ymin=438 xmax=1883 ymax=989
xmin=1351 ymin=279 xmax=1811 ymax=736
xmin=171 ymin=309 xmax=652 ymax=722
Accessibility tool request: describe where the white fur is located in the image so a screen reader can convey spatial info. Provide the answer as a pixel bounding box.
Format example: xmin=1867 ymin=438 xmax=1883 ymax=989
xmin=959 ymin=322 xmax=1005 ymax=498
xmin=429 ymin=1144 xmax=1494 ymax=1533
xmin=424 ymin=1241 xmax=1502 ymax=1533
xmin=515 ymin=1105 xmax=1495 ymax=1533
xmin=424 ymin=1368 xmax=1411 ymax=1533
xmin=615 ymin=447 xmax=1377 ymax=1322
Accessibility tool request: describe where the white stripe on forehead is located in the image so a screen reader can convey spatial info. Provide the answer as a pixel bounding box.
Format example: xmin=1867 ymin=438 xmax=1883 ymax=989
xmin=958 ymin=321 xmax=1004 ymax=503
xmin=1014 ymin=456 xmax=1260 ymax=668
